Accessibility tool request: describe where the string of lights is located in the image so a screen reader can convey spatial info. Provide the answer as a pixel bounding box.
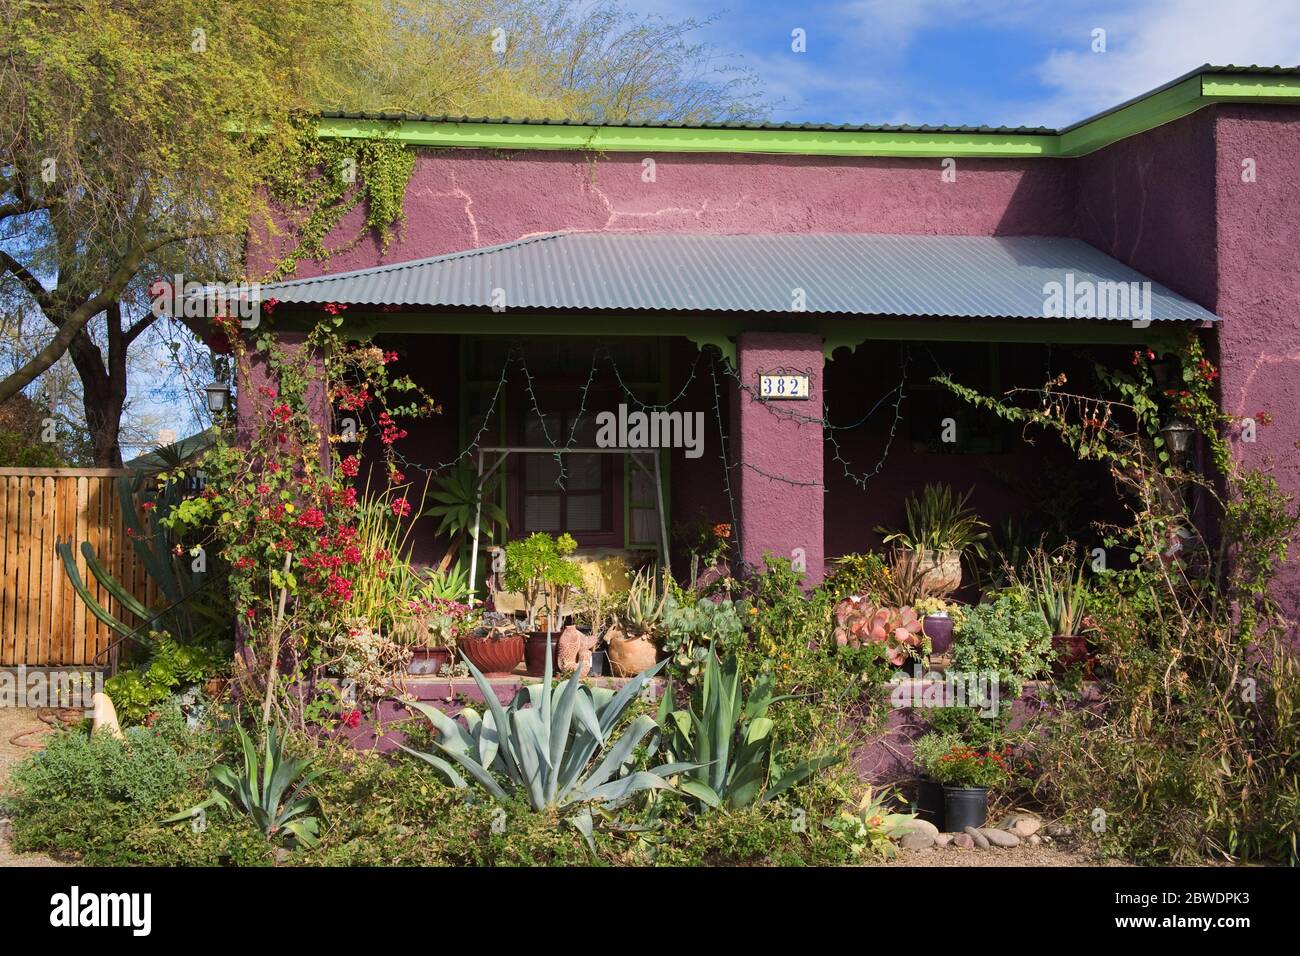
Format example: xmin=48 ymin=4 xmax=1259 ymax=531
xmin=348 ymin=337 xmax=913 ymax=502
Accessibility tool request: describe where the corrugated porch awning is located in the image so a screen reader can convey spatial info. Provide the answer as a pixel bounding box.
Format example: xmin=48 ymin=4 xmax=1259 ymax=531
xmin=258 ymin=232 xmax=1220 ymax=323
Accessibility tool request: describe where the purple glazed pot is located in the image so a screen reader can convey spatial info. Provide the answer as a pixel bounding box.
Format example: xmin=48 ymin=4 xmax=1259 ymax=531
xmin=923 ymin=614 xmax=954 ymax=655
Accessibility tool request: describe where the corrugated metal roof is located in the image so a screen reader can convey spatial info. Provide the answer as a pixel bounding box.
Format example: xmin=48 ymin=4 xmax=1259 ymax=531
xmin=258 ymin=233 xmax=1219 ymax=322
xmin=320 ymin=110 xmax=1053 ymax=135
xmin=320 ymin=65 xmax=1300 ymax=137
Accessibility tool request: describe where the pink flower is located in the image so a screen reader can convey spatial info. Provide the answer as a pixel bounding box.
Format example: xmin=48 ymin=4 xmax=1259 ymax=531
xmin=390 ymin=496 xmax=411 ymax=518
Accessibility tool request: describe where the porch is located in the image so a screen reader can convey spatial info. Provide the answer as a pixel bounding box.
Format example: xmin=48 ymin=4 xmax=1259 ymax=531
xmin=243 ymin=231 xmax=1219 ymax=589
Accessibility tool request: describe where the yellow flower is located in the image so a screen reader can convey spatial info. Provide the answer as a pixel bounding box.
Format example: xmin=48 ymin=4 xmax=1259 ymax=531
xmin=284 ymin=503 xmax=296 ymax=514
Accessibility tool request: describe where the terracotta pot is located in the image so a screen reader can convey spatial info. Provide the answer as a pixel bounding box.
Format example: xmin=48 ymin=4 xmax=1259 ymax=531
xmin=408 ymin=646 xmax=452 ymax=676
xmin=458 ymin=634 xmax=524 ymax=676
xmin=524 ymin=631 xmax=563 ymax=677
xmin=922 ymin=614 xmax=954 ymax=655
xmin=606 ymin=630 xmax=658 ymax=677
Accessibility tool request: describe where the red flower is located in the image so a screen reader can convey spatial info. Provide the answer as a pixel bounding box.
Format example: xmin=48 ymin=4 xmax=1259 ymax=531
xmin=390 ymin=496 xmax=411 ymax=518
xmin=340 ymin=709 xmax=362 ymax=729
xmin=340 ymin=455 xmax=360 ymax=477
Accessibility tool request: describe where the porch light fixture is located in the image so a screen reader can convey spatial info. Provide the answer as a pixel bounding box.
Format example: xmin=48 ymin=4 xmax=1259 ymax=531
xmin=204 ymin=380 xmax=231 ymax=414
xmin=1159 ymin=419 xmax=1196 ymax=456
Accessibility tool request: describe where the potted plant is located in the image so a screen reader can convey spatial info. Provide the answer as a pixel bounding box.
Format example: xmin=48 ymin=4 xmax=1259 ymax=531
xmin=913 ymin=732 xmax=1020 ymax=832
xmin=914 ymin=596 xmax=962 ymax=656
xmin=502 ymin=532 xmax=585 ymax=677
xmin=876 ymin=484 xmax=988 ymax=596
xmin=1022 ymin=546 xmax=1090 ymax=678
xmin=572 ymin=588 xmax=619 ymax=677
xmin=457 ymin=611 xmax=526 ymax=676
xmin=607 ymin=567 xmax=667 ymax=677
xmin=395 ymin=598 xmax=472 ymax=675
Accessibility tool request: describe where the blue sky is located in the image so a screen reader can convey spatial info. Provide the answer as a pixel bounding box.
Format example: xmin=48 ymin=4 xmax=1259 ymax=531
xmin=644 ymin=0 xmax=1300 ymax=127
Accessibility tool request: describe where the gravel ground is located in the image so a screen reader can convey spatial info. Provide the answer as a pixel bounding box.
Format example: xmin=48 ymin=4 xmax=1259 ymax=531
xmin=0 ymin=708 xmax=70 ymax=867
xmin=888 ymin=843 xmax=1129 ymax=867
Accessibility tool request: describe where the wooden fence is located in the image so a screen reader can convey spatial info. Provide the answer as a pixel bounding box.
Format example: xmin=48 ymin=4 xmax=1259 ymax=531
xmin=0 ymin=468 xmax=157 ymax=668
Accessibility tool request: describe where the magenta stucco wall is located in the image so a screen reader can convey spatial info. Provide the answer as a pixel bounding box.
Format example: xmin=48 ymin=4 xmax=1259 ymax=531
xmin=247 ymin=152 xmax=1074 ymax=279
xmin=1213 ymin=106 xmax=1300 ymax=621
xmin=1076 ymin=105 xmax=1300 ymax=624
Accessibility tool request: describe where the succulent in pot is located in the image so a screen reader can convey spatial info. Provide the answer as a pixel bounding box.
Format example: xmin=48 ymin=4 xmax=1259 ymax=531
xmin=1021 ymin=545 xmax=1091 ymax=677
xmin=394 ymin=597 xmax=474 ymax=675
xmin=457 ymin=611 xmax=525 ymax=676
xmin=833 ymin=597 xmax=926 ymax=669
xmin=876 ymin=483 xmax=988 ymax=596
xmin=607 ymin=567 xmax=667 ymax=677
xmin=914 ymin=596 xmax=962 ymax=656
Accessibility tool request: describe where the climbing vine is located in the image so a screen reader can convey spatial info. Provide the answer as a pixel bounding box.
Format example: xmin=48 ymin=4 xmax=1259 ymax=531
xmin=259 ymin=117 xmax=417 ymax=281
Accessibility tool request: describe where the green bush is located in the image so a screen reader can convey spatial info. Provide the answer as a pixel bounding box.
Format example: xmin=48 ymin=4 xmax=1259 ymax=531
xmin=3 ymin=706 xmax=222 ymax=863
xmin=949 ymin=590 xmax=1053 ymax=697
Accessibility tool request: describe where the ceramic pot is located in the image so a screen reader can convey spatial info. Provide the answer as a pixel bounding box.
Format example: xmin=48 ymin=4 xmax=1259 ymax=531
xmin=606 ymin=629 xmax=658 ymax=677
xmin=923 ymin=613 xmax=954 ymax=655
xmin=458 ymin=634 xmax=524 ymax=676
xmin=407 ymin=646 xmax=452 ymax=676
xmin=524 ymin=631 xmax=563 ymax=677
xmin=1051 ymin=633 xmax=1090 ymax=678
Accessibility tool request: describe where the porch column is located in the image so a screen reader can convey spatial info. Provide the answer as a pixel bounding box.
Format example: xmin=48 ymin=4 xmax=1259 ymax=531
xmin=731 ymin=331 xmax=825 ymax=583
xmin=235 ymin=331 xmax=331 ymax=470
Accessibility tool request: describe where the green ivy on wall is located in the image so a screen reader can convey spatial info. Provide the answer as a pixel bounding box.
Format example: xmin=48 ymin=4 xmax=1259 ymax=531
xmin=261 ymin=118 xmax=417 ymax=281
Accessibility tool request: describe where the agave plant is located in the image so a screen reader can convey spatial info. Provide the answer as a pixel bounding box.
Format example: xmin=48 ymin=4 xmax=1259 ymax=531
xmin=1023 ymin=546 xmax=1088 ymax=636
xmin=400 ymin=635 xmax=688 ymax=843
xmin=623 ymin=566 xmax=669 ymax=636
xmin=833 ymin=597 xmax=924 ymax=666
xmin=164 ymin=723 xmax=324 ymax=847
xmin=655 ymin=649 xmax=839 ymax=810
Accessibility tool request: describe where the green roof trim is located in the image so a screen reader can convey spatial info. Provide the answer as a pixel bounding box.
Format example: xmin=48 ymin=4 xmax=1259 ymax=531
xmin=315 ymin=66 xmax=1300 ymax=159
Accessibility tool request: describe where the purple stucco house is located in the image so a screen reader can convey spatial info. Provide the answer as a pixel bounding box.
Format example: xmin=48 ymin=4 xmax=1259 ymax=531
xmin=242 ymin=64 xmax=1300 ymax=620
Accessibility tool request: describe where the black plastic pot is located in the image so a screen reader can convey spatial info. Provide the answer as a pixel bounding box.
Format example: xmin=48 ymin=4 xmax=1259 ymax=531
xmin=914 ymin=776 xmax=946 ymax=831
xmin=943 ymin=785 xmax=988 ymax=831
xmin=587 ymin=649 xmax=607 ymax=677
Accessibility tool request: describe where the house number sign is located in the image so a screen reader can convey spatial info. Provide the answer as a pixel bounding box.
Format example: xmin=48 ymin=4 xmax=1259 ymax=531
xmin=759 ymin=371 xmax=811 ymax=400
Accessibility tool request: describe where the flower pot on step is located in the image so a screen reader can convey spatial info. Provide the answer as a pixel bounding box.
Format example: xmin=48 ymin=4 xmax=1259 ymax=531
xmin=1051 ymin=633 xmax=1089 ymax=678
xmin=407 ymin=647 xmax=452 ymax=676
xmin=606 ymin=628 xmax=658 ymax=677
xmin=922 ymin=613 xmax=954 ymax=655
xmin=458 ymin=634 xmax=524 ymax=676
xmin=524 ymin=631 xmax=563 ymax=677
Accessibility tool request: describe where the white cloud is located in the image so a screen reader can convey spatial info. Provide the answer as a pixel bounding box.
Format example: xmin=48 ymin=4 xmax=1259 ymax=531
xmin=1026 ymin=0 xmax=1300 ymax=126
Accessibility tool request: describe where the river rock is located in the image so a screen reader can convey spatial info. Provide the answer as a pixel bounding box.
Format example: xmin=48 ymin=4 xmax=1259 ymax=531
xmin=1028 ymin=834 xmax=1041 ymax=847
xmin=982 ymin=827 xmax=1021 ymax=848
xmin=900 ymin=831 xmax=935 ymax=851
xmin=998 ymin=811 xmax=1043 ymax=838
xmin=933 ymin=832 xmax=952 ymax=848
xmin=903 ymin=818 xmax=939 ymax=839
xmin=952 ymin=833 xmax=974 ymax=849
xmin=964 ymin=826 xmax=990 ymax=849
